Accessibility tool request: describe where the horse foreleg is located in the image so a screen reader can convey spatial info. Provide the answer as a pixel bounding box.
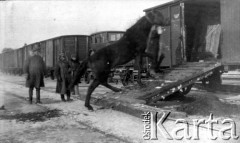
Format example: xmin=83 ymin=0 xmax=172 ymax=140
xmin=101 ymin=82 xmax=121 ymax=92
xmin=85 ymin=79 xmax=100 ymax=110
xmin=156 ymin=53 xmax=165 ymax=72
xmin=142 ymin=52 xmax=154 ymax=59
xmin=144 ymin=50 xmax=165 ymax=73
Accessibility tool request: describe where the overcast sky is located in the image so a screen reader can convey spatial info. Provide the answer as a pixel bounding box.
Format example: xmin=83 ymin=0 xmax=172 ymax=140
xmin=0 ymin=0 xmax=171 ymax=51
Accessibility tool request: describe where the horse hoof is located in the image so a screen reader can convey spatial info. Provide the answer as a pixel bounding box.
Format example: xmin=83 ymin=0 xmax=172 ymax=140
xmin=115 ymin=89 xmax=122 ymax=92
xmin=67 ymin=99 xmax=73 ymax=102
xmin=85 ymin=105 xmax=94 ymax=111
xmin=138 ymin=83 xmax=145 ymax=87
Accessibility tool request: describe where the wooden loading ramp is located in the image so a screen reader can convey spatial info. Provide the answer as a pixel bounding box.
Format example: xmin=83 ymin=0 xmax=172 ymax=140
xmin=137 ymin=61 xmax=223 ymax=103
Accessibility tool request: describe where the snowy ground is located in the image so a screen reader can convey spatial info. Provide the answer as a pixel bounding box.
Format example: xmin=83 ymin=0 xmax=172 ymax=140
xmin=0 ymin=73 xmax=240 ymax=143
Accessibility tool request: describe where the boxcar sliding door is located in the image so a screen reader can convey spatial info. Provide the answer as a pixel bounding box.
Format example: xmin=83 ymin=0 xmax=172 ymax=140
xmin=170 ymin=4 xmax=183 ymax=66
xmin=46 ymin=40 xmax=54 ymax=68
xmin=158 ymin=7 xmax=171 ymax=67
xmin=154 ymin=2 xmax=184 ymax=67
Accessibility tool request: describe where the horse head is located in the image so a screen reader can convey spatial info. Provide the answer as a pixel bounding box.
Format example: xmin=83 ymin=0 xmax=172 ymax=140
xmin=145 ymin=9 xmax=170 ymax=26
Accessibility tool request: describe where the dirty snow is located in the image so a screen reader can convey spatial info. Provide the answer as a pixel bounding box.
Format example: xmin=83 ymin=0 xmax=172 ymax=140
xmin=0 ymin=73 xmax=240 ymax=143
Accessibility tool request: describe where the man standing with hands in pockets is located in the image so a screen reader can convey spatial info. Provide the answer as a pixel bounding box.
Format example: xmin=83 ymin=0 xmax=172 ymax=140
xmin=24 ymin=46 xmax=46 ymax=104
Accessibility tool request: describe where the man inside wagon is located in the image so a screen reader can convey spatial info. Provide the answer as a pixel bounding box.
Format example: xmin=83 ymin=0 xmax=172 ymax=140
xmin=24 ymin=46 xmax=46 ymax=104
xmin=146 ymin=25 xmax=165 ymax=76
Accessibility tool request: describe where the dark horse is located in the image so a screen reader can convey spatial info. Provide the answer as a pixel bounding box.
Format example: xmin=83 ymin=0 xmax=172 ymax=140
xmin=71 ymin=10 xmax=169 ymax=110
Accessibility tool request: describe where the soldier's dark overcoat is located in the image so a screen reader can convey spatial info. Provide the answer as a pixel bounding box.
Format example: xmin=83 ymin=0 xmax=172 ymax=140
xmin=55 ymin=60 xmax=72 ymax=94
xmin=24 ymin=55 xmax=46 ymax=88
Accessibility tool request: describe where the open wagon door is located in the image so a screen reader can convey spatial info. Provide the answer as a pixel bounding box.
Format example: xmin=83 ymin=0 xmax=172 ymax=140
xmin=169 ymin=3 xmax=185 ymax=66
xmin=145 ymin=1 xmax=186 ymax=68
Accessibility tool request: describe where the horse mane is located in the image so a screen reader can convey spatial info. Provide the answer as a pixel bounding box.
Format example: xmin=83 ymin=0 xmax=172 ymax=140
xmin=123 ymin=16 xmax=152 ymax=42
xmin=90 ymin=15 xmax=153 ymax=62
xmin=128 ymin=16 xmax=151 ymax=31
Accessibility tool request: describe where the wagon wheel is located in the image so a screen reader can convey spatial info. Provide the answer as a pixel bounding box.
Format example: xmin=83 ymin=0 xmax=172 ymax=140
xmin=176 ymin=84 xmax=193 ymax=96
xmin=201 ymin=78 xmax=208 ymax=86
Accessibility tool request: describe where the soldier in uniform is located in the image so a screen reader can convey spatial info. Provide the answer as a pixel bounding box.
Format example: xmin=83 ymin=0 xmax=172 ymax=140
xmin=69 ymin=55 xmax=80 ymax=95
xmin=55 ymin=53 xmax=72 ymax=102
xmin=24 ymin=47 xmax=46 ymax=104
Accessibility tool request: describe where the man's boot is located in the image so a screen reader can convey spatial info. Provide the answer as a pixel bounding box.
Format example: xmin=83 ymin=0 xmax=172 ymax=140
xmin=61 ymin=94 xmax=66 ymax=102
xmin=29 ymin=88 xmax=33 ymax=104
xmin=66 ymin=91 xmax=73 ymax=101
xmin=74 ymin=85 xmax=80 ymax=95
xmin=36 ymin=88 xmax=42 ymax=104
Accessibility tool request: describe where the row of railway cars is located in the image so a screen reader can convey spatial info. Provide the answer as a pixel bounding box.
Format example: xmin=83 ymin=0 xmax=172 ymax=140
xmin=1 ymin=0 xmax=240 ymax=85
xmin=0 ymin=31 xmax=125 ymax=76
xmin=1 ymin=0 xmax=240 ymax=101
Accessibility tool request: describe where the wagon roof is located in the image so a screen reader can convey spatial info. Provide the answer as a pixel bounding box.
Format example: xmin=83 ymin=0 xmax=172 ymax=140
xmin=144 ymin=0 xmax=219 ymax=12
xmin=90 ymin=31 xmax=125 ymax=36
xmin=23 ymin=34 xmax=89 ymax=47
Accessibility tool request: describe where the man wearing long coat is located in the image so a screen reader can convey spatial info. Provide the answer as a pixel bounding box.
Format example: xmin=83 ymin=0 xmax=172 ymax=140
xmin=69 ymin=55 xmax=81 ymax=95
xmin=145 ymin=25 xmax=165 ymax=76
xmin=55 ymin=53 xmax=72 ymax=101
xmin=24 ymin=48 xmax=46 ymax=104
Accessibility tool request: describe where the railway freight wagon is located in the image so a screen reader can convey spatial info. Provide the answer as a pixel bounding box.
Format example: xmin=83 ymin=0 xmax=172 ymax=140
xmin=137 ymin=0 xmax=235 ymax=102
xmin=16 ymin=48 xmax=24 ymax=74
xmin=220 ymin=0 xmax=240 ymax=71
xmin=1 ymin=50 xmax=15 ymax=74
xmin=145 ymin=0 xmax=240 ymax=71
xmin=40 ymin=35 xmax=89 ymax=75
xmin=89 ymin=31 xmax=125 ymax=51
xmin=0 ymin=35 xmax=89 ymax=76
xmin=0 ymin=53 xmax=3 ymax=72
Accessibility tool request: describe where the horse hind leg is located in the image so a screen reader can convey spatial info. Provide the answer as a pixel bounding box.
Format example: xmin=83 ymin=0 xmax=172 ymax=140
xmin=85 ymin=79 xmax=100 ymax=110
xmin=135 ymin=55 xmax=144 ymax=86
xmin=157 ymin=53 xmax=165 ymax=65
xmin=156 ymin=53 xmax=165 ymax=72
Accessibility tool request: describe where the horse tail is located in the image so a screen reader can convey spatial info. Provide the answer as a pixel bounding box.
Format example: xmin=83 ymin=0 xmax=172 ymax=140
xmin=71 ymin=58 xmax=89 ymax=86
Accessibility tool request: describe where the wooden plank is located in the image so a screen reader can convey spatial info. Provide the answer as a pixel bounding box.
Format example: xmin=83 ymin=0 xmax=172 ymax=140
xmin=138 ymin=62 xmax=222 ymax=101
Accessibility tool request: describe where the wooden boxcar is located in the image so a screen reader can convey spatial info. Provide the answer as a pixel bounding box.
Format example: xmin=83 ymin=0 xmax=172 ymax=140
xmin=31 ymin=35 xmax=89 ymax=75
xmin=0 ymin=53 xmax=2 ymax=72
xmin=220 ymin=0 xmax=240 ymax=71
xmin=1 ymin=50 xmax=15 ymax=74
xmin=0 ymin=35 xmax=89 ymax=76
xmin=16 ymin=47 xmax=24 ymax=74
xmin=45 ymin=35 xmax=89 ymax=70
xmin=133 ymin=0 xmax=229 ymax=102
xmin=144 ymin=0 xmax=240 ymax=71
xmin=89 ymin=31 xmax=125 ymax=51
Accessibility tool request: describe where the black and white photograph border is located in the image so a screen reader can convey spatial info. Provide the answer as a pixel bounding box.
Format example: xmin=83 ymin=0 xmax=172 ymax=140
xmin=0 ymin=0 xmax=240 ymax=143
